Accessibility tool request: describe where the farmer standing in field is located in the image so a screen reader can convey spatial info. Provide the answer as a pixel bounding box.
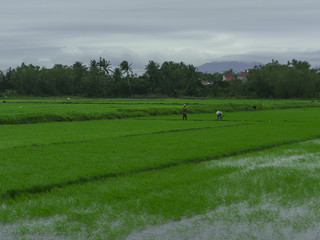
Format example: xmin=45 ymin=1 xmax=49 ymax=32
xmin=216 ymin=110 xmax=223 ymax=120
xmin=182 ymin=104 xmax=187 ymax=120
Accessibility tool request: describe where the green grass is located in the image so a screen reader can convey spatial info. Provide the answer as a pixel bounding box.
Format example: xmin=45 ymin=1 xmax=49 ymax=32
xmin=1 ymin=98 xmax=320 ymax=124
xmin=1 ymin=98 xmax=320 ymax=239
xmin=1 ymin=140 xmax=320 ymax=239
xmin=1 ymin=110 xmax=320 ymax=197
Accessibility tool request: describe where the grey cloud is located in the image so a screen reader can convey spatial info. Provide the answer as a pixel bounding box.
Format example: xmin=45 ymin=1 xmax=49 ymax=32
xmin=1 ymin=0 xmax=320 ymax=72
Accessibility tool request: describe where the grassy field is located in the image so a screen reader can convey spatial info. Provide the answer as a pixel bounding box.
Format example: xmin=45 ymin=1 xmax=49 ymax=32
xmin=1 ymin=97 xmax=320 ymax=123
xmin=1 ymin=98 xmax=320 ymax=239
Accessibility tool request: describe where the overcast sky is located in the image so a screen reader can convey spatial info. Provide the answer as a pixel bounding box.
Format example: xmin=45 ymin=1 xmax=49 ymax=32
xmin=1 ymin=0 xmax=320 ymax=73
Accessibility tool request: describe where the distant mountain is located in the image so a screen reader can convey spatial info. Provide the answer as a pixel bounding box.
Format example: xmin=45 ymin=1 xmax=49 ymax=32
xmin=197 ymin=61 xmax=263 ymax=74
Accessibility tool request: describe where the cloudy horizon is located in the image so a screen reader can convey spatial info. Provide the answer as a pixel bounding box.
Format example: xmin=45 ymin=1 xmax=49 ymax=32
xmin=1 ymin=0 xmax=320 ymax=74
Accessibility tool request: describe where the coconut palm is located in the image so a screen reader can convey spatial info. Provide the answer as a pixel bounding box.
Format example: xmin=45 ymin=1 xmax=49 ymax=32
xmin=145 ymin=60 xmax=160 ymax=91
xmin=112 ymin=67 xmax=122 ymax=83
xmin=120 ymin=60 xmax=133 ymax=96
xmin=98 ymin=57 xmax=112 ymax=75
xmin=89 ymin=60 xmax=98 ymax=73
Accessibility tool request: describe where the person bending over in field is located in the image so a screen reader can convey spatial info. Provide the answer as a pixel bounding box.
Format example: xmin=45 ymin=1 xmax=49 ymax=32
xmin=182 ymin=104 xmax=187 ymax=120
xmin=216 ymin=110 xmax=223 ymax=120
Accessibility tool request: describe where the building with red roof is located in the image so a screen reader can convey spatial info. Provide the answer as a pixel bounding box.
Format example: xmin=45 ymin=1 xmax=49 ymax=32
xmin=222 ymin=73 xmax=234 ymax=81
xmin=223 ymin=70 xmax=250 ymax=82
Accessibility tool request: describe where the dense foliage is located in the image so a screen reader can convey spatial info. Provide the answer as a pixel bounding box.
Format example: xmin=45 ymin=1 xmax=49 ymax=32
xmin=0 ymin=58 xmax=319 ymax=98
xmin=246 ymin=60 xmax=320 ymax=98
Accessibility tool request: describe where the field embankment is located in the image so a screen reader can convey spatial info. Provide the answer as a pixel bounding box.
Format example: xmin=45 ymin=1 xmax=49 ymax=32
xmin=1 ymin=98 xmax=320 ymax=124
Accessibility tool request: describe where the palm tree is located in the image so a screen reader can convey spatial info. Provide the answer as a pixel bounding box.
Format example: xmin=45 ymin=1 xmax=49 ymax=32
xmin=145 ymin=60 xmax=160 ymax=91
xmin=89 ymin=60 xmax=98 ymax=73
xmin=112 ymin=67 xmax=122 ymax=83
xmin=98 ymin=57 xmax=112 ymax=75
xmin=120 ymin=60 xmax=133 ymax=96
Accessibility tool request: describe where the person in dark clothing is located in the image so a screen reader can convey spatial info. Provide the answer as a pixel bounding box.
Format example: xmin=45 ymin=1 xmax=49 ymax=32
xmin=216 ymin=110 xmax=223 ymax=120
xmin=182 ymin=104 xmax=187 ymax=120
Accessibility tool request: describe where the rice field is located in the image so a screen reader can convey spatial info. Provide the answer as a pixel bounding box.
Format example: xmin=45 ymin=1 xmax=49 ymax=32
xmin=1 ymin=98 xmax=320 ymax=239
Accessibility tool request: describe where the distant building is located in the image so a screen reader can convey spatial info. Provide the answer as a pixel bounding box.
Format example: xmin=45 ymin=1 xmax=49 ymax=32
xmin=237 ymin=70 xmax=249 ymax=81
xmin=201 ymin=80 xmax=214 ymax=86
xmin=223 ymin=70 xmax=250 ymax=82
xmin=222 ymin=73 xmax=234 ymax=81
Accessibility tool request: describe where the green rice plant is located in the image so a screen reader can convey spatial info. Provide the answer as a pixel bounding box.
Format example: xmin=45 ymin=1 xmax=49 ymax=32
xmin=1 ymin=102 xmax=320 ymax=239
xmin=1 ymin=139 xmax=320 ymax=239
xmin=1 ymin=98 xmax=320 ymax=124
xmin=0 ymin=117 xmax=231 ymax=149
xmin=1 ymin=108 xmax=320 ymax=197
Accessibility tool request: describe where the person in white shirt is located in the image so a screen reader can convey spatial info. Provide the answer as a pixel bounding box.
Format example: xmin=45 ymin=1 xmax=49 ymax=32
xmin=216 ymin=110 xmax=223 ymax=120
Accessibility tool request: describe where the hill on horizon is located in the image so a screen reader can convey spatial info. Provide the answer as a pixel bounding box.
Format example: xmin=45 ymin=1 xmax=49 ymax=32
xmin=197 ymin=61 xmax=263 ymax=74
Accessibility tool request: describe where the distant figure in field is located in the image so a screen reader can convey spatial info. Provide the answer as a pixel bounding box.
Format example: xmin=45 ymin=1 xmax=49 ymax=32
xmin=67 ymin=97 xmax=70 ymax=103
xmin=216 ymin=110 xmax=223 ymax=120
xmin=182 ymin=104 xmax=187 ymax=120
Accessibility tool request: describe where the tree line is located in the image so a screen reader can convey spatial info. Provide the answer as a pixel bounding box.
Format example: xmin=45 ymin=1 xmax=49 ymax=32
xmin=1 ymin=58 xmax=319 ymax=99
